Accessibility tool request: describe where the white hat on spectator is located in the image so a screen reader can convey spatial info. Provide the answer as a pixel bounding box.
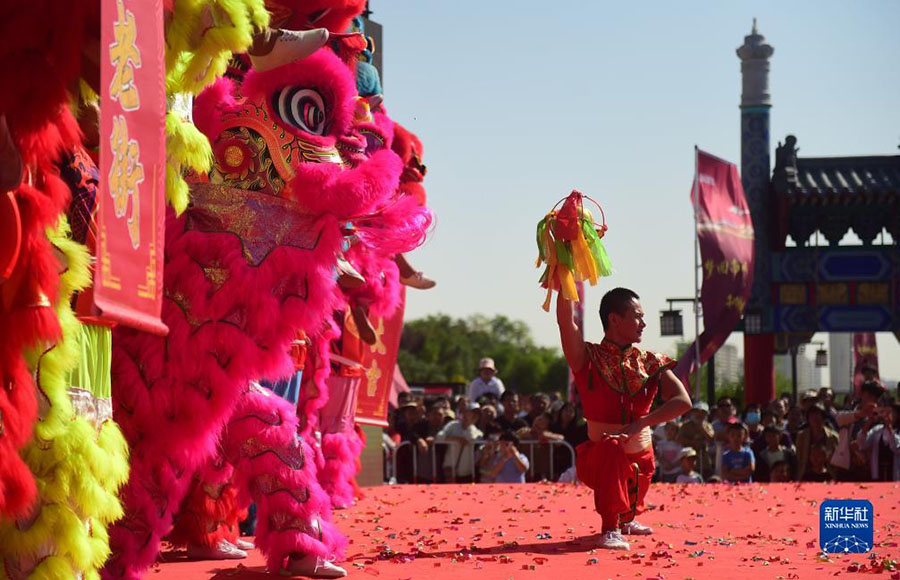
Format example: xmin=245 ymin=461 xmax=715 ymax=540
xmin=679 ymin=447 xmax=698 ymax=459
xmin=466 ymin=402 xmax=481 ymax=411
xmin=692 ymin=401 xmax=709 ymax=413
xmin=478 ymin=358 xmax=497 ymax=372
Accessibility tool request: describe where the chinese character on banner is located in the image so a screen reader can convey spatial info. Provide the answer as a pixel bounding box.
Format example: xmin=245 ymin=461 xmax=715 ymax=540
xmin=108 ymin=116 xmax=144 ymax=248
xmin=674 ymin=150 xmax=755 ymax=386
xmin=96 ymin=0 xmax=167 ymax=334
xmin=356 ymin=289 xmax=406 ymax=427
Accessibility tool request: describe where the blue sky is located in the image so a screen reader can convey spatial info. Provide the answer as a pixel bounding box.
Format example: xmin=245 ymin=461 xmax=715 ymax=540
xmin=373 ymin=1 xmax=900 ymax=387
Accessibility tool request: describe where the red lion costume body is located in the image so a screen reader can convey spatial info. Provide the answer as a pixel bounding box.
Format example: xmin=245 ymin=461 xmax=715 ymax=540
xmin=104 ymin=47 xmax=406 ymax=578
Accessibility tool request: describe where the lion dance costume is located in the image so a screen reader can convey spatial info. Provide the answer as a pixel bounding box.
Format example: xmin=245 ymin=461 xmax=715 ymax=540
xmin=1 ymin=1 xmax=433 ymax=577
xmin=106 ymin=43 xmax=429 ymax=578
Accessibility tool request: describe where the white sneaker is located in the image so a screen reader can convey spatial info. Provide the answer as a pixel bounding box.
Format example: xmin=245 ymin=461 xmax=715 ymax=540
xmin=597 ymin=530 xmax=630 ymax=550
xmin=232 ymin=538 xmax=254 ymax=550
xmin=286 ymin=554 xmax=348 ymax=578
xmin=186 ymin=539 xmax=248 ymax=560
xmin=621 ymin=520 xmax=653 ymax=535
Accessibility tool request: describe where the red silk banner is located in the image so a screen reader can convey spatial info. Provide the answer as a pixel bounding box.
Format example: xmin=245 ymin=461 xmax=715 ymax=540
xmin=852 ymin=333 xmax=879 ymax=395
xmin=356 ymin=289 xmax=406 ymax=427
xmin=96 ymin=0 xmax=167 ymax=335
xmin=675 ymin=150 xmax=754 ymax=383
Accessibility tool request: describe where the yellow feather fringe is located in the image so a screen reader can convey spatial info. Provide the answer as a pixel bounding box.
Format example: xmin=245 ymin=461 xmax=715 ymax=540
xmin=164 ymin=0 xmax=269 ymax=213
xmin=0 ymin=220 xmax=130 ymax=579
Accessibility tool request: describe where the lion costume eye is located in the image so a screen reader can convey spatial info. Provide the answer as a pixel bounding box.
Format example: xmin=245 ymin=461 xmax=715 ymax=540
xmin=275 ymin=87 xmax=327 ymax=136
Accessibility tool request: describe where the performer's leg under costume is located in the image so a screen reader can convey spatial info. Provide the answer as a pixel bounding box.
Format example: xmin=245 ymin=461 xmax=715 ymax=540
xmin=318 ymin=375 xmax=362 ymax=509
xmin=167 ymin=371 xmax=303 ymax=553
xmin=223 ymin=383 xmax=346 ymax=572
xmin=167 ymin=454 xmax=245 ymax=552
xmin=576 ymin=440 xmax=654 ymax=532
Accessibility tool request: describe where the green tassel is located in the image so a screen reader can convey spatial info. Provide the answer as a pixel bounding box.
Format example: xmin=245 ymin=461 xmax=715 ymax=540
xmin=555 ymin=239 xmax=573 ymax=270
xmin=535 ymin=217 xmax=548 ymax=261
xmin=581 ymin=219 xmax=612 ymax=277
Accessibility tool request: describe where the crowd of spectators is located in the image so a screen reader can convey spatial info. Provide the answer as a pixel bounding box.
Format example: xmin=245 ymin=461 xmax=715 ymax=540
xmin=653 ymin=380 xmax=900 ymax=484
xmin=384 ymin=379 xmax=899 ymax=485
xmin=385 ymin=389 xmax=587 ymax=484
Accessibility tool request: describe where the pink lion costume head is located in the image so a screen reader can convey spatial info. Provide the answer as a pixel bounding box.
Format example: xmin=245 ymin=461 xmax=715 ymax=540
xmin=106 ymin=47 xmax=402 ymax=579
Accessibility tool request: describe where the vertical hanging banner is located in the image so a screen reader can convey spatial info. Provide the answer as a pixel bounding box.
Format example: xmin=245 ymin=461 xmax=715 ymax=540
xmin=852 ymin=333 xmax=879 ymax=394
xmin=96 ymin=0 xmax=167 ymax=335
xmin=675 ymin=150 xmax=755 ymax=383
xmin=356 ymin=289 xmax=406 ymax=427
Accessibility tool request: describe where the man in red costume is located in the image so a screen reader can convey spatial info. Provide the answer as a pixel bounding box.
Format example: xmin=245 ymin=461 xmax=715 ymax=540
xmin=557 ymin=288 xmax=691 ymax=551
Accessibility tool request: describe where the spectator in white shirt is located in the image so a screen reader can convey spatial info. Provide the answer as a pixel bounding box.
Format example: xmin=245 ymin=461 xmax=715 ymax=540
xmin=655 ymin=421 xmax=684 ymax=483
xmin=437 ymin=402 xmax=484 ymax=482
xmin=467 ymin=357 xmax=505 ymax=402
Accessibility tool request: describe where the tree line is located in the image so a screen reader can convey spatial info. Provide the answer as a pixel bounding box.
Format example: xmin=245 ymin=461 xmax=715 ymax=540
xmin=398 ymin=314 xmax=568 ymax=395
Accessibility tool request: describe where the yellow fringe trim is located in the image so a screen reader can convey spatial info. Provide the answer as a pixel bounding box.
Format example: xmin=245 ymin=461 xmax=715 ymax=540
xmin=0 ymin=220 xmax=130 ymax=579
xmin=164 ymin=0 xmax=269 ymax=213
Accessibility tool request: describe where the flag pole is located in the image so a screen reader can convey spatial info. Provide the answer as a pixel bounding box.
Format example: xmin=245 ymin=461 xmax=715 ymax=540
xmin=693 ymin=145 xmax=702 ymax=402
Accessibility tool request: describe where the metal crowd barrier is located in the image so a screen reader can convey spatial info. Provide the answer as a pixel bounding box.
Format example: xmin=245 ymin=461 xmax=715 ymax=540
xmin=386 ymin=439 xmax=576 ymax=484
xmin=382 ymin=442 xmax=395 ymax=483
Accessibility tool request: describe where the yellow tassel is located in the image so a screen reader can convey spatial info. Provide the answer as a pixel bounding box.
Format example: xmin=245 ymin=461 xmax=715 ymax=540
xmin=558 ymin=267 xmax=578 ymax=301
xmin=572 ymin=232 xmax=599 ymax=285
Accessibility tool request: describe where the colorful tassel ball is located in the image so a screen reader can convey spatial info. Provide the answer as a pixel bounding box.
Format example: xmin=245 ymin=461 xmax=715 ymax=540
xmin=535 ymin=189 xmax=612 ymax=311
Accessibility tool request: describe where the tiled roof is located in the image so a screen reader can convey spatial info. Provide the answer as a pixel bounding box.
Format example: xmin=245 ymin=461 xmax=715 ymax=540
xmin=775 ymin=155 xmax=900 ymax=199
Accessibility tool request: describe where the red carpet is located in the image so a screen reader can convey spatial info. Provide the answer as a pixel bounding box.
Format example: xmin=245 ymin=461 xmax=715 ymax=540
xmin=154 ymin=482 xmax=899 ymax=579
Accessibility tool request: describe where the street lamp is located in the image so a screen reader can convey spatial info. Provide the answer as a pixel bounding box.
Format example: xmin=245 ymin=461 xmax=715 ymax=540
xmin=797 ymin=341 xmax=828 ymax=367
xmin=743 ymin=307 xmax=763 ymax=335
xmin=661 ymin=297 xmax=702 ymax=401
xmin=660 ymin=298 xmax=696 ymax=337
xmin=809 ymin=340 xmax=828 ymax=367
xmin=660 ymin=309 xmax=683 ymax=336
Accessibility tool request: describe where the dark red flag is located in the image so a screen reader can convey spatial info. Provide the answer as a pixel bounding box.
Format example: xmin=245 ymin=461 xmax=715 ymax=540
xmin=674 ymin=150 xmax=754 ymax=384
xmin=852 ymin=333 xmax=879 ymax=396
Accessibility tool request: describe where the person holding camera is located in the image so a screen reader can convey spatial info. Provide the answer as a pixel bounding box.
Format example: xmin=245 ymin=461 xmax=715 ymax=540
xmin=479 ymin=431 xmax=530 ymax=483
xmin=831 ymin=381 xmax=887 ymax=480
xmin=857 ymin=402 xmax=900 ymax=481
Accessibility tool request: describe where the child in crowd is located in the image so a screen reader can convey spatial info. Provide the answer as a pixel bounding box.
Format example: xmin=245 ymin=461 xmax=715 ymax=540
xmin=802 ymin=444 xmax=834 ymax=482
xmin=675 ymin=447 xmax=703 ymax=483
xmin=768 ymin=459 xmax=791 ymax=482
xmin=655 ymin=421 xmax=684 ymax=483
xmin=722 ymin=422 xmax=755 ymax=483
xmin=757 ymin=425 xmax=795 ymax=481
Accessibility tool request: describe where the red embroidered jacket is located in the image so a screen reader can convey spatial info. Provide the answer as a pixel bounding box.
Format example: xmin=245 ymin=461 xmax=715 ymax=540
xmin=573 ymin=339 xmax=676 ymax=424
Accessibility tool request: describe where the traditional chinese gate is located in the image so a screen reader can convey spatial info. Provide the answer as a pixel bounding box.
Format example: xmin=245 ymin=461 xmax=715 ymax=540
xmin=737 ymin=23 xmax=900 ymax=404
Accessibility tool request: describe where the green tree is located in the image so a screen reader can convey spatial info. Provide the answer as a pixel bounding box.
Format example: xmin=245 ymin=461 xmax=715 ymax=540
xmin=398 ymin=314 xmax=568 ymax=395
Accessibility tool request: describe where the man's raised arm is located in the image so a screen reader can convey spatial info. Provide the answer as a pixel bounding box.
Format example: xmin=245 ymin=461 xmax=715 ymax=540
xmin=556 ymin=292 xmax=586 ymax=373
